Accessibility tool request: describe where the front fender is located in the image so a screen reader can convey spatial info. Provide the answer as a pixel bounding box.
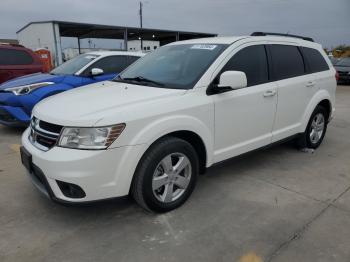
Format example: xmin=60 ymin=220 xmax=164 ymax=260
xmin=300 ymin=90 xmax=333 ymax=133
xmin=109 ymin=115 xmax=213 ymax=196
xmin=111 ymin=114 xmax=214 ymax=167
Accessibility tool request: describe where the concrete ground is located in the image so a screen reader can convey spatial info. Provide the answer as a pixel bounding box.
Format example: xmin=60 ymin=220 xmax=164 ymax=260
xmin=1 ymin=86 xmax=350 ymax=262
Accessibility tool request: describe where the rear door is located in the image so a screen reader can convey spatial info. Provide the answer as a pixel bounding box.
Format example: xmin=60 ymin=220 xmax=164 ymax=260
xmin=268 ymin=44 xmax=317 ymax=142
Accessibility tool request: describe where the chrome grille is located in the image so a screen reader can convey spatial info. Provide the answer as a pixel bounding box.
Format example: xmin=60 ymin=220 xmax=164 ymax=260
xmin=29 ymin=117 xmax=63 ymax=151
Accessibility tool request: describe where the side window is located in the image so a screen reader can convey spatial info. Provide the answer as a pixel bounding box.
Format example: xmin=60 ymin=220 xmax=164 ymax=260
xmin=301 ymin=47 xmax=329 ymax=73
xmin=0 ymin=49 xmax=33 ymax=65
xmin=221 ymin=45 xmax=269 ymax=87
xmin=85 ymin=56 xmax=128 ymax=75
xmin=269 ymin=45 xmax=305 ymax=80
xmin=126 ymin=56 xmax=141 ymax=67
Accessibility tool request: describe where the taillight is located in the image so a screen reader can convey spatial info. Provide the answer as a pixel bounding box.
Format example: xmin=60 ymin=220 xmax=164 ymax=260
xmin=335 ymin=71 xmax=339 ymax=82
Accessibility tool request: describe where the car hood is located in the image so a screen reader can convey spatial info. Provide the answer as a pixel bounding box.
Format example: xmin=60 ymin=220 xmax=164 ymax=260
xmin=33 ymin=81 xmax=187 ymax=126
xmin=0 ymin=73 xmax=65 ymax=90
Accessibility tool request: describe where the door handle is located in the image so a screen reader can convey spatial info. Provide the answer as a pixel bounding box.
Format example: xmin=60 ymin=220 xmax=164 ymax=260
xmin=263 ymin=90 xmax=276 ymax=97
xmin=306 ymin=81 xmax=316 ymax=87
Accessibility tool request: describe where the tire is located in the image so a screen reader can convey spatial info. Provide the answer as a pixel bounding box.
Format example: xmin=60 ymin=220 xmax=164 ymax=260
xmin=132 ymin=136 xmax=199 ymax=213
xmin=296 ymin=105 xmax=328 ymax=149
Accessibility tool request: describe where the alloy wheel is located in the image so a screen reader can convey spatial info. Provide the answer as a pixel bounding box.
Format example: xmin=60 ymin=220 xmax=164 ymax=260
xmin=152 ymin=153 xmax=192 ymax=203
xmin=309 ymin=113 xmax=325 ymax=144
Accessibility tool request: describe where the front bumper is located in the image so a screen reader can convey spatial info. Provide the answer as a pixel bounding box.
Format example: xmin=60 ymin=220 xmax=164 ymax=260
xmin=0 ymin=106 xmax=30 ymax=126
xmin=0 ymin=91 xmax=31 ymax=126
xmin=21 ymin=128 xmax=146 ymax=203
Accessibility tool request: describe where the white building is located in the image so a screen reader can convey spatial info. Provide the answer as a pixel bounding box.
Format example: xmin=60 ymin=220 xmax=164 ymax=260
xmin=17 ymin=22 xmax=62 ymax=66
xmin=128 ymin=40 xmax=159 ymax=52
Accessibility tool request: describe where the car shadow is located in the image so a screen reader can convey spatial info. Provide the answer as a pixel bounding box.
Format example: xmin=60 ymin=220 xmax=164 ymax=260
xmin=0 ymin=125 xmax=26 ymax=136
xmin=205 ymin=140 xmax=296 ymax=180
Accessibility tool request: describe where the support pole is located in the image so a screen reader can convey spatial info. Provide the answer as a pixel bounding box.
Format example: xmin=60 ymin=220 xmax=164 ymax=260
xmin=77 ymin=38 xmax=81 ymax=54
xmin=139 ymin=1 xmax=143 ymax=50
xmin=124 ymin=28 xmax=128 ymax=51
xmin=176 ymin=32 xmax=180 ymax=41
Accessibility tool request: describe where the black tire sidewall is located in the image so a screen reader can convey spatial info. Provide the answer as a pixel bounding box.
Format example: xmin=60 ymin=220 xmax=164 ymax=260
xmin=305 ymin=106 xmax=328 ymax=149
xmin=138 ymin=138 xmax=199 ymax=212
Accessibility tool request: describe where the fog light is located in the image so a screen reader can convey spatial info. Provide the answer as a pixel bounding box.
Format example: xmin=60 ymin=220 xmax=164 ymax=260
xmin=56 ymin=180 xmax=86 ymax=198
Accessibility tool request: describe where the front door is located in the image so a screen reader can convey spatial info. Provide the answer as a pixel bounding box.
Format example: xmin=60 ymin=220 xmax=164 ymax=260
xmin=212 ymin=44 xmax=277 ymax=163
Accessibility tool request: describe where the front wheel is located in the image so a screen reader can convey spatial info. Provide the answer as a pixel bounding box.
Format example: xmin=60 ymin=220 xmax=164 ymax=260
xmin=296 ymin=105 xmax=328 ymax=149
xmin=132 ymin=137 xmax=199 ymax=212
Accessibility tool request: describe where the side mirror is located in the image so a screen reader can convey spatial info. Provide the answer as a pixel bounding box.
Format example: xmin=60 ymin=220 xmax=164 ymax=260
xmin=90 ymin=68 xmax=104 ymax=77
xmin=217 ymin=71 xmax=247 ymax=91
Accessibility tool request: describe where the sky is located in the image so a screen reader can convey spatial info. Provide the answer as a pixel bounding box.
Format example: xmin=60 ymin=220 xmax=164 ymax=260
xmin=1 ymin=0 xmax=349 ymax=49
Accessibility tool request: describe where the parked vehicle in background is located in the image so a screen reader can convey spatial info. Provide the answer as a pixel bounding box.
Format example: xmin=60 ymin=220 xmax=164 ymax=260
xmin=21 ymin=33 xmax=336 ymax=212
xmin=0 ymin=43 xmax=44 ymax=84
xmin=334 ymin=57 xmax=350 ymax=84
xmin=0 ymin=51 xmax=144 ymax=126
xmin=328 ymin=56 xmax=340 ymax=65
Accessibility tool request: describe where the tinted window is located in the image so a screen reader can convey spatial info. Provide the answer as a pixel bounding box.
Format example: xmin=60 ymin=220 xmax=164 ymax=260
xmin=127 ymin=56 xmax=141 ymax=66
xmin=221 ymin=45 xmax=268 ymax=86
xmin=85 ymin=56 xmax=128 ymax=74
xmin=0 ymin=48 xmax=33 ymax=65
xmin=269 ymin=45 xmax=305 ymax=80
xmin=302 ymin=47 xmax=329 ymax=73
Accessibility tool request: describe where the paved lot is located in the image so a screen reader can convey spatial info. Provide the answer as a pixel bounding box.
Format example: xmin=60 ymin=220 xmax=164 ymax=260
xmin=1 ymin=86 xmax=350 ymax=262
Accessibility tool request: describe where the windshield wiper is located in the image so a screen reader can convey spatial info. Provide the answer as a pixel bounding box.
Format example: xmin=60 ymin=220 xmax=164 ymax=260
xmin=118 ymin=76 xmax=164 ymax=87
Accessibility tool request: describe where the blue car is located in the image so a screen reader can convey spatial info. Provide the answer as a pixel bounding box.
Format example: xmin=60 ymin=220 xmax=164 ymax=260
xmin=0 ymin=51 xmax=144 ymax=126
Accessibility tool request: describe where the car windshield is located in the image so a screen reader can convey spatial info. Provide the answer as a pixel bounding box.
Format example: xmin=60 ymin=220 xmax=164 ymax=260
xmin=115 ymin=44 xmax=228 ymax=89
xmin=51 ymin=54 xmax=99 ymax=75
xmin=336 ymin=58 xmax=350 ymax=67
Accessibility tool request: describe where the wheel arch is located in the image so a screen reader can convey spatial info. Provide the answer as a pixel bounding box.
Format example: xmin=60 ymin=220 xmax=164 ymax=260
xmin=318 ymin=99 xmax=332 ymax=121
xmin=301 ymin=90 xmax=333 ymax=132
xmin=155 ymin=130 xmax=207 ymax=174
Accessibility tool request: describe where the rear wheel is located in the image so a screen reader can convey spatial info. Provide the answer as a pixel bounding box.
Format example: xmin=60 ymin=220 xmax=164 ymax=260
xmin=296 ymin=105 xmax=328 ymax=149
xmin=132 ymin=137 xmax=199 ymax=212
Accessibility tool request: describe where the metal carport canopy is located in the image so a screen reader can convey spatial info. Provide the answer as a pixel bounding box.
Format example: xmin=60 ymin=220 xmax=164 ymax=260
xmin=55 ymin=20 xmax=217 ymax=45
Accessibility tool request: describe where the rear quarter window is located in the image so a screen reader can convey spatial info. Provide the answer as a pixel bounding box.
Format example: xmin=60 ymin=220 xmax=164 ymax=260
xmin=301 ymin=47 xmax=329 ymax=73
xmin=269 ymin=45 xmax=305 ymax=80
xmin=0 ymin=48 xmax=34 ymax=65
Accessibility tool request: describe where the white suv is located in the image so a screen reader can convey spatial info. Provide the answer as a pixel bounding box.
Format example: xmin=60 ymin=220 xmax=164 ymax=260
xmin=21 ymin=33 xmax=336 ymax=212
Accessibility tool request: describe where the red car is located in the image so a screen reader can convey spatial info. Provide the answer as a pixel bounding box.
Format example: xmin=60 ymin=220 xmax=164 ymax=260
xmin=0 ymin=43 xmax=44 ymax=84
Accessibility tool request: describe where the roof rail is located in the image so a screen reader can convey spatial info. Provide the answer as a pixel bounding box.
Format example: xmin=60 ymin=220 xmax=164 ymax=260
xmin=251 ymin=32 xmax=314 ymax=42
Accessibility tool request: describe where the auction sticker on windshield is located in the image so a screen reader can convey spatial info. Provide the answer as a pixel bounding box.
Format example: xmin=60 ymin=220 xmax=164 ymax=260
xmin=190 ymin=44 xmax=217 ymax=50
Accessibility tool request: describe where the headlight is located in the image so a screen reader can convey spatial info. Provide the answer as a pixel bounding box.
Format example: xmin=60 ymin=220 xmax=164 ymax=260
xmin=58 ymin=124 xmax=126 ymax=150
xmin=5 ymin=82 xmax=55 ymax=95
